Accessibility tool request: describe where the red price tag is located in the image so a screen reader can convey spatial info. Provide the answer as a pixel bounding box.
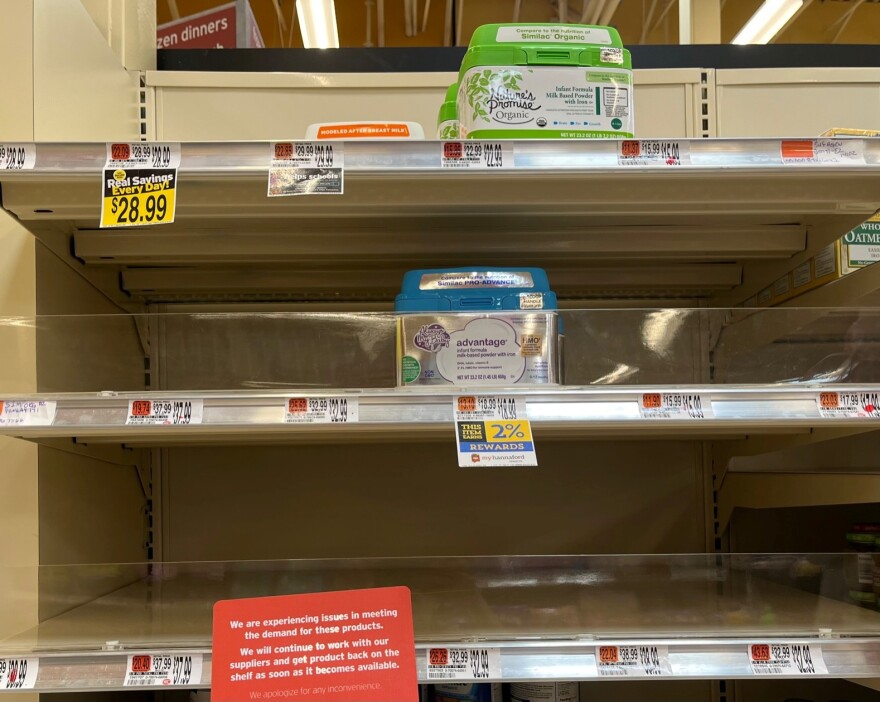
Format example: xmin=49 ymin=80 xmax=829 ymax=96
xmin=131 ymin=655 xmax=152 ymax=672
xmin=457 ymin=396 xmax=477 ymax=413
xmin=751 ymin=644 xmax=771 ymax=661
xmin=131 ymin=400 xmax=152 ymax=417
xmin=443 ymin=143 xmax=463 ymax=160
xmin=111 ymin=143 xmax=131 ymax=160
xmin=212 ymin=587 xmax=417 ymax=702
xmin=781 ymin=140 xmax=815 ymax=160
xmin=620 ymin=141 xmax=641 ymax=158
xmin=819 ymin=392 xmax=839 ymax=409
xmin=429 ymin=649 xmax=449 ymax=665
xmin=641 ymin=393 xmax=662 ymax=409
xmin=288 ymin=398 xmax=308 ymax=413
xmin=599 ymin=646 xmax=619 ymax=663
xmin=275 ymin=143 xmax=294 ymax=160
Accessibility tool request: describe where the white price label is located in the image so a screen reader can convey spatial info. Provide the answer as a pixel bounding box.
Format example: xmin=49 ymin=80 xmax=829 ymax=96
xmin=124 ymin=653 xmax=203 ymax=687
xmin=0 ymin=400 xmax=56 ymax=426
xmin=0 ymin=144 xmax=36 ymax=170
xmin=817 ymin=390 xmax=880 ymax=418
xmin=126 ymin=399 xmax=203 ymax=425
xmin=426 ymin=647 xmax=502 ymax=681
xmin=518 ymin=292 xmax=544 ymax=310
xmin=781 ymin=139 xmax=865 ymax=166
xmin=619 ymin=140 xmax=689 ymax=167
xmin=0 ymin=658 xmax=38 ymax=690
xmin=268 ymin=142 xmax=343 ymax=196
xmin=105 ymin=142 xmax=181 ymax=170
xmin=749 ymin=643 xmax=827 ymax=676
xmin=597 ymin=645 xmax=671 ymax=677
xmin=454 ymin=395 xmax=537 ymax=468
xmin=284 ymin=397 xmax=359 ymax=423
xmin=638 ymin=393 xmax=712 ymax=419
xmin=441 ymin=141 xmax=513 ymax=169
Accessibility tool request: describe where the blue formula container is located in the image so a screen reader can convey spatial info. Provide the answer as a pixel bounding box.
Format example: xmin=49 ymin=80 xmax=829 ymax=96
xmin=395 ymin=268 xmax=561 ymax=386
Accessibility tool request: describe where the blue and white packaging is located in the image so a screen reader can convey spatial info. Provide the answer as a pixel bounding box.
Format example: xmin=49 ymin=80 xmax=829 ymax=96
xmin=395 ymin=268 xmax=561 ymax=386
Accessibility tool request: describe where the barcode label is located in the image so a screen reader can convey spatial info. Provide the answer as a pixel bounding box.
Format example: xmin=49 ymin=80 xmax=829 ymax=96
xmin=596 ymin=645 xmax=671 ymax=677
xmin=619 ymin=140 xmax=690 ymax=167
xmin=639 ymin=393 xmax=712 ymax=419
xmin=0 ymin=658 xmax=38 ymax=690
xmin=426 ymin=648 xmax=501 ymax=680
xmin=124 ymin=654 xmax=203 ymax=687
xmin=126 ymin=399 xmax=203 ymax=425
xmin=748 ymin=643 xmax=827 ymax=676
xmin=284 ymin=397 xmax=359 ymax=423
xmin=817 ymin=391 xmax=880 ymax=418
xmin=106 ymin=142 xmax=181 ymax=169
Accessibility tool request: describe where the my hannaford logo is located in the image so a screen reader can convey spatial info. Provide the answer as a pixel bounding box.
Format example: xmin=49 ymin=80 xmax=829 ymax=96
xmin=414 ymin=324 xmax=450 ymax=352
xmin=464 ymin=69 xmax=541 ymax=125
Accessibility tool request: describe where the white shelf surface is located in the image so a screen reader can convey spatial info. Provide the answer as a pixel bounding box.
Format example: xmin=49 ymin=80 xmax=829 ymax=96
xmin=3 ymin=139 xmax=880 ymax=301
xmin=3 ymin=385 xmax=880 ymax=444
xmin=3 ymin=555 xmax=880 ymax=692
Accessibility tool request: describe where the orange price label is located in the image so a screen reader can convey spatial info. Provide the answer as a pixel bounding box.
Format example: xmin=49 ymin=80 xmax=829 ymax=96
xmin=457 ymin=396 xmax=477 ymax=413
xmin=429 ymin=649 xmax=449 ymax=665
xmin=131 ymin=655 xmax=151 ymax=672
xmin=443 ymin=142 xmax=463 ymax=159
xmin=274 ymin=142 xmax=293 ymax=160
xmin=781 ymin=140 xmax=815 ymax=160
xmin=111 ymin=143 xmax=131 ymax=160
xmin=599 ymin=646 xmax=619 ymax=663
xmin=288 ymin=398 xmax=308 ymax=413
xmin=130 ymin=400 xmax=152 ymax=417
xmin=0 ymin=400 xmax=5 ymax=414
xmin=641 ymin=393 xmax=662 ymax=409
xmin=751 ymin=644 xmax=771 ymax=661
xmin=620 ymin=141 xmax=641 ymax=158
xmin=819 ymin=392 xmax=839 ymax=409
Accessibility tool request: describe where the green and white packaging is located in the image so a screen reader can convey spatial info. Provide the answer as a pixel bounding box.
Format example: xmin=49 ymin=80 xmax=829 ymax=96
xmin=437 ymin=83 xmax=460 ymax=139
xmin=458 ymin=23 xmax=633 ymax=139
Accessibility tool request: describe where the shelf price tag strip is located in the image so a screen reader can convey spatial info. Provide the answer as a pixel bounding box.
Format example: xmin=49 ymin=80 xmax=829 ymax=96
xmin=100 ymin=142 xmax=181 ymax=228
xmin=781 ymin=139 xmax=865 ymax=166
xmin=618 ymin=140 xmax=690 ymax=167
xmin=0 ymin=400 xmax=56 ymax=426
xmin=426 ymin=647 xmax=501 ymax=681
xmin=269 ymin=142 xmax=343 ymax=196
xmin=124 ymin=653 xmax=203 ymax=687
xmin=285 ymin=397 xmax=359 ymax=424
xmin=0 ymin=143 xmax=36 ymax=170
xmin=454 ymin=395 xmax=537 ymax=467
xmin=638 ymin=392 xmax=712 ymax=420
xmin=441 ymin=141 xmax=513 ymax=169
xmin=596 ymin=645 xmax=672 ymax=677
xmin=817 ymin=390 xmax=880 ymax=418
xmin=126 ymin=399 xmax=204 ymax=426
xmin=748 ymin=643 xmax=827 ymax=676
xmin=0 ymin=658 xmax=38 ymax=690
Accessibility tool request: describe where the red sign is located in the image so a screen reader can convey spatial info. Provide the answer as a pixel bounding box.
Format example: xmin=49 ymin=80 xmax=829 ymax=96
xmin=781 ymin=140 xmax=815 ymax=160
xmin=212 ymin=587 xmax=418 ymax=702
xmin=157 ymin=3 xmax=237 ymax=49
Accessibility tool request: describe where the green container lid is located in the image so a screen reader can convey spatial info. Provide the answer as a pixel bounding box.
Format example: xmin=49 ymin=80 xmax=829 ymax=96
xmin=459 ymin=23 xmax=631 ymax=76
xmin=437 ymin=83 xmax=458 ymax=126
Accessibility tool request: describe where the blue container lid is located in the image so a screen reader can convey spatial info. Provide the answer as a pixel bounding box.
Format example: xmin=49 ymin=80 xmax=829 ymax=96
xmin=395 ymin=267 xmax=557 ymax=311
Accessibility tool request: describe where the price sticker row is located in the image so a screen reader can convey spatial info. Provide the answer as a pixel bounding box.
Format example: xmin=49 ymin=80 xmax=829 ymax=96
xmin=0 ymin=658 xmax=38 ymax=690
xmin=426 ymin=647 xmax=501 ymax=681
xmin=748 ymin=643 xmax=827 ymax=676
xmin=597 ymin=645 xmax=671 ymax=677
xmin=124 ymin=653 xmax=203 ymax=687
xmin=269 ymin=141 xmax=343 ymax=196
xmin=638 ymin=392 xmax=713 ymax=420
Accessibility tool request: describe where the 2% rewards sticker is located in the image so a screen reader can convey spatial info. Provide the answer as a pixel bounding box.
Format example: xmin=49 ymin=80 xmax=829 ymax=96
xmin=101 ymin=167 xmax=176 ymax=227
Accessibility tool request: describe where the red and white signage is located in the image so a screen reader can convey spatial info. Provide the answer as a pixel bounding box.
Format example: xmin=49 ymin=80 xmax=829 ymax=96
xmin=157 ymin=1 xmax=265 ymax=49
xmin=212 ymin=587 xmax=418 ymax=702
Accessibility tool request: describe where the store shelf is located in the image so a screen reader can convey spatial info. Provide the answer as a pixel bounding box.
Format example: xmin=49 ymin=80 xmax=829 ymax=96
xmin=3 ymin=139 xmax=880 ymax=301
xmin=3 ymin=385 xmax=880 ymax=445
xmin=3 ymin=555 xmax=880 ymax=693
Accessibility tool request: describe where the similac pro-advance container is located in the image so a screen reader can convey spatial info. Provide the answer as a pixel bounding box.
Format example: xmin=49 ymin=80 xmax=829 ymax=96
xmin=458 ymin=23 xmax=633 ymax=139
xmin=437 ymin=83 xmax=460 ymax=139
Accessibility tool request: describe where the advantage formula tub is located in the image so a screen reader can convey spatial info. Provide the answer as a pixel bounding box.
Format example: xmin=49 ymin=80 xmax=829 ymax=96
xmin=458 ymin=23 xmax=633 ymax=139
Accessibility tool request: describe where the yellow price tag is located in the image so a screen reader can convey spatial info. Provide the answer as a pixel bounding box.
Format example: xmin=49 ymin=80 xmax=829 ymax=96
xmin=482 ymin=419 xmax=533 ymax=444
xmin=100 ymin=167 xmax=177 ymax=227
